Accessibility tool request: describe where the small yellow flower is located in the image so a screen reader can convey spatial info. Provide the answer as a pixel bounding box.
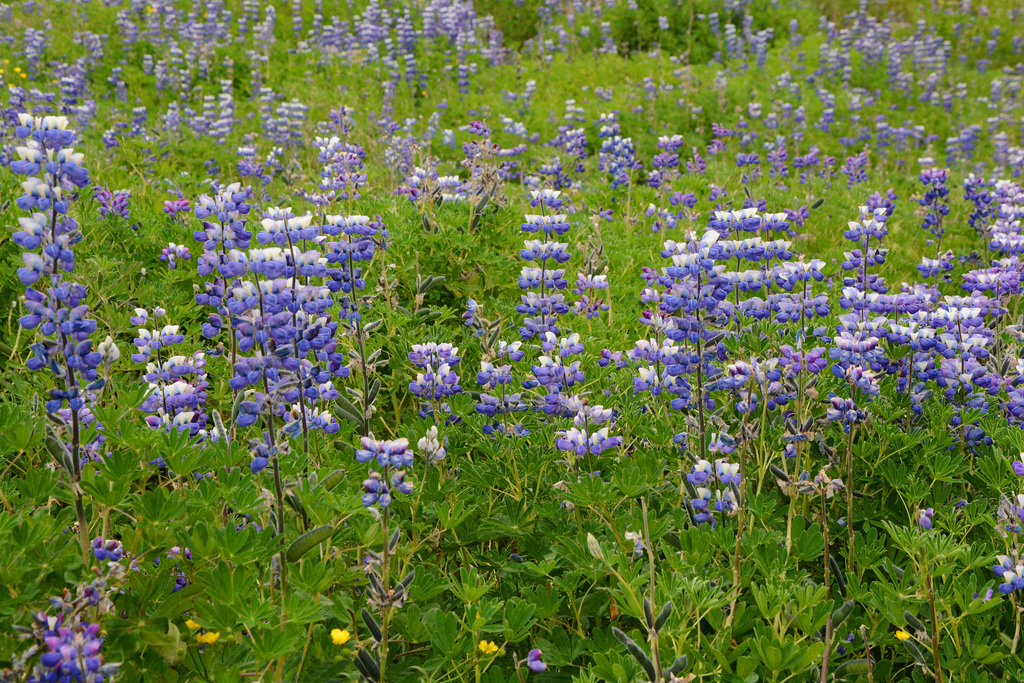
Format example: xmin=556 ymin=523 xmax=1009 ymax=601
xmin=19 ymin=73 xmax=26 ymax=79
xmin=196 ymin=631 xmax=221 ymax=645
xmin=895 ymin=630 xmax=911 ymax=641
xmin=478 ymin=640 xmax=499 ymax=655
xmin=331 ymin=628 xmax=351 ymax=645
xmin=185 ymin=619 xmax=200 ymax=630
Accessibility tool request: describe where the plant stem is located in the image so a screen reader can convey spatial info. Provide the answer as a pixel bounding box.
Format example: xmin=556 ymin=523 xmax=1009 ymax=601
xmin=696 ymin=269 xmax=706 ymax=465
xmin=347 ymin=253 xmax=372 ymax=437
xmin=1013 ymin=595 xmax=1021 ymax=655
xmin=48 ymin=196 xmax=90 ymax=564
xmin=927 ymin=572 xmax=943 ymax=683
xmin=861 ymin=624 xmax=874 ymax=683
xmin=641 ymin=498 xmax=663 ymax=681
xmin=726 ymin=381 xmax=755 ymax=628
xmin=380 ymin=505 xmax=392 ymax=682
xmin=846 ymin=413 xmax=856 ymax=575
xmin=820 ymin=488 xmax=832 ymax=683
xmin=254 ymin=272 xmax=289 ymax=609
xmin=820 ymin=613 xmax=832 ymax=683
xmin=284 ymin=230 xmax=311 ymax=466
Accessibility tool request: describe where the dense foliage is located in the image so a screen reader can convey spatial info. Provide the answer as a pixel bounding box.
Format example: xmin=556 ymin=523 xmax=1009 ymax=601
xmin=3 ymin=0 xmax=1024 ymax=681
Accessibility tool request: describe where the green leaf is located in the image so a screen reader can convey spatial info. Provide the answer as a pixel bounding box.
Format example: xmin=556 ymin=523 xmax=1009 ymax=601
xmin=502 ymin=597 xmax=537 ymax=643
xmin=424 ymin=609 xmax=460 ymax=656
xmin=612 ymin=464 xmax=649 ymax=498
xmin=141 ymin=621 xmax=186 ymax=665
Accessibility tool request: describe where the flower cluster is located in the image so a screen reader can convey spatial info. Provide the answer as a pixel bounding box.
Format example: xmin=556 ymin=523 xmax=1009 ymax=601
xmin=517 ymin=190 xmax=572 ymax=340
xmin=357 ymin=436 xmax=415 ymax=508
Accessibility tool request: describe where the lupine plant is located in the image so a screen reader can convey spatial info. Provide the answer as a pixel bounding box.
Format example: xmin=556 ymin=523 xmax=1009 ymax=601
xmin=8 ymin=2 xmax=1024 ymax=683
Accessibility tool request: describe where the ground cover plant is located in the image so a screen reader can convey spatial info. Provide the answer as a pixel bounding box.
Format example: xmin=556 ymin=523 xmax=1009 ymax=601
xmin=5 ymin=0 xmax=1024 ymax=681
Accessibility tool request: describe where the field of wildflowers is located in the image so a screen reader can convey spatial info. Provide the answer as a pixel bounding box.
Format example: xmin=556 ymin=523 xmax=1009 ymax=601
xmin=4 ymin=0 xmax=1024 ymax=681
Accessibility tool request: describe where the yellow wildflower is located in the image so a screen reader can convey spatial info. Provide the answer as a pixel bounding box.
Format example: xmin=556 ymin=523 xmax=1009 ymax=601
xmin=331 ymin=628 xmax=351 ymax=645
xmin=196 ymin=631 xmax=221 ymax=645
xmin=895 ymin=630 xmax=911 ymax=641
xmin=478 ymin=640 xmax=499 ymax=655
xmin=185 ymin=619 xmax=200 ymax=630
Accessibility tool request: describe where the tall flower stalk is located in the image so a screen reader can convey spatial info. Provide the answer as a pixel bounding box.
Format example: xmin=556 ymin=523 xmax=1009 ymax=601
xmin=10 ymin=113 xmax=96 ymax=562
xmin=355 ymin=436 xmax=416 ymax=683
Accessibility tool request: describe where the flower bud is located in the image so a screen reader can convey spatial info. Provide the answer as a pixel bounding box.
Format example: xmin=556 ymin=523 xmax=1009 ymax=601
xmin=98 ymin=336 xmax=120 ymax=366
xmin=586 ymin=532 xmax=605 ymax=560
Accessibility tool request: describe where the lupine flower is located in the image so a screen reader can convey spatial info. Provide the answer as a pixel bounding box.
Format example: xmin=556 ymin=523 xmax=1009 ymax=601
xmin=159 ymin=242 xmax=191 ymax=269
xmin=918 ymin=167 xmax=951 ymax=250
xmin=526 ymin=648 xmax=547 ymax=673
xmin=356 ymin=436 xmax=414 ymax=469
xmin=417 ymin=425 xmax=447 ymax=464
xmin=92 ymin=538 xmax=124 ymax=563
xmin=11 ymin=113 xmax=105 ymax=450
xmin=1014 ymin=458 xmax=1024 ymax=477
xmin=918 ymin=507 xmax=934 ymax=530
xmin=995 ymin=555 xmax=1024 ymax=594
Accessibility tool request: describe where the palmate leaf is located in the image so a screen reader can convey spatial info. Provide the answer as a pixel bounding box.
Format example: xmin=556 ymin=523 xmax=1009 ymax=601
xmin=502 ymin=597 xmax=537 ymax=643
xmin=140 ymin=620 xmax=186 ymax=665
xmin=423 ymin=608 xmax=459 ymax=655
xmin=247 ymin=622 xmax=307 ymax=660
xmin=539 ymin=626 xmax=587 ymax=667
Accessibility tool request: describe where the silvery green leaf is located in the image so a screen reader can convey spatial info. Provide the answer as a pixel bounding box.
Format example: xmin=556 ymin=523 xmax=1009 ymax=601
xmin=333 ymin=406 xmax=363 ymax=427
xmin=832 ymin=600 xmax=854 ymax=629
xmin=362 ymin=608 xmax=383 ymax=643
xmin=45 ymin=426 xmax=75 ymax=474
xmin=354 ymin=648 xmax=380 ymax=682
xmin=834 ymin=659 xmax=871 ymax=678
xmin=285 ymin=524 xmax=333 ymax=562
xmin=318 ymin=469 xmax=345 ymax=491
xmin=904 ymin=610 xmax=927 ymax=635
xmin=231 ymin=391 xmax=245 ymax=423
xmin=284 ymin=489 xmax=305 ymax=518
xmin=902 ymin=639 xmax=927 ymax=665
xmin=668 ymin=654 xmax=688 ymax=675
xmin=655 ymin=601 xmax=673 ymax=632
xmin=829 ymin=556 xmax=847 ymax=598
xmin=211 ymin=410 xmax=229 ymax=442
